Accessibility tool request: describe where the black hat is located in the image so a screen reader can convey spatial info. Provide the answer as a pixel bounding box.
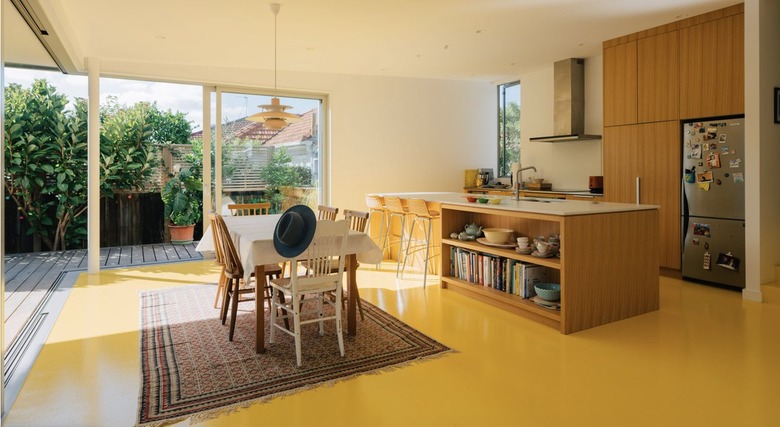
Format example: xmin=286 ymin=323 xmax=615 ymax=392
xmin=273 ymin=205 xmax=317 ymax=258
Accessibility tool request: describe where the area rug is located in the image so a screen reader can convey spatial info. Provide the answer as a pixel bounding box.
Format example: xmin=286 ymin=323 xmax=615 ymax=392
xmin=138 ymin=284 xmax=451 ymax=426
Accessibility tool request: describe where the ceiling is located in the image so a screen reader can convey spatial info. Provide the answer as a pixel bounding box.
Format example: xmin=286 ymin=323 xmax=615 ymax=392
xmin=5 ymin=0 xmax=741 ymax=83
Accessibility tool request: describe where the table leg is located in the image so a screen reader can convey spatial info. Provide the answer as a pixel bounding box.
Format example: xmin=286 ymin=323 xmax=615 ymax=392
xmin=347 ymin=254 xmax=357 ymax=336
xmin=254 ymin=264 xmax=266 ymax=353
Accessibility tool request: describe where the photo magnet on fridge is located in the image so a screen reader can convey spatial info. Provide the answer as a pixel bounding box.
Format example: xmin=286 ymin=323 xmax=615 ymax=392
xmin=692 ymin=144 xmax=702 ymax=159
xmin=733 ymin=172 xmax=744 ymax=183
xmin=719 ymin=134 xmax=727 ymax=142
xmin=721 ymin=146 xmax=730 ymax=154
xmin=696 ymin=171 xmax=714 ymax=183
xmin=716 ymin=252 xmax=740 ymax=271
xmin=706 ymin=152 xmax=721 ymax=168
xmin=729 ymin=158 xmax=742 ymax=168
xmin=693 ymin=223 xmax=711 ymax=237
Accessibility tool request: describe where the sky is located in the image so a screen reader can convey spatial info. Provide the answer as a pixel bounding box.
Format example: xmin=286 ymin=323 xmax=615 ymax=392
xmin=4 ymin=67 xmax=319 ymax=132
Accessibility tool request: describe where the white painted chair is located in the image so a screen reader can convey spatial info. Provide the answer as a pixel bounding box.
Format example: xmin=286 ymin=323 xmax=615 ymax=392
xmin=269 ymin=219 xmax=350 ymax=366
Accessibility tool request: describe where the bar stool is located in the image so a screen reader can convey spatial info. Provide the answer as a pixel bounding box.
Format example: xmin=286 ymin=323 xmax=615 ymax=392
xmin=399 ymin=198 xmax=440 ymax=288
xmin=365 ymin=195 xmax=388 ymax=267
xmin=380 ymin=196 xmax=409 ymax=273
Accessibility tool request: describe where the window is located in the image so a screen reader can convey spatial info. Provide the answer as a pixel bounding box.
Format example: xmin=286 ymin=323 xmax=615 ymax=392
xmin=498 ymin=81 xmax=520 ymax=177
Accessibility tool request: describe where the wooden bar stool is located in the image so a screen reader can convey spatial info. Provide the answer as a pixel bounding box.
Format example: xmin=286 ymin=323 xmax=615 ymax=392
xmin=380 ymin=196 xmax=409 ymax=275
xmin=365 ymin=195 xmax=388 ymax=268
xmin=399 ymin=198 xmax=440 ymax=288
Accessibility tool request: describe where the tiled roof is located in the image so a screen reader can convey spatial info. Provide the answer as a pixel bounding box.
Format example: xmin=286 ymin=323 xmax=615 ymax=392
xmin=190 ymin=109 xmax=317 ymax=145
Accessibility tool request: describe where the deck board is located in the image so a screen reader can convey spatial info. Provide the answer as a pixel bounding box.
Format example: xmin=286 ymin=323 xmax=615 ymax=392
xmin=3 ymin=242 xmax=203 ymax=350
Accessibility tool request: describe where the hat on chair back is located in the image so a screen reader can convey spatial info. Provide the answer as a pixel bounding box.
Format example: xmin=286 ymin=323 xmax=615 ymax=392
xmin=273 ymin=205 xmax=317 ymax=258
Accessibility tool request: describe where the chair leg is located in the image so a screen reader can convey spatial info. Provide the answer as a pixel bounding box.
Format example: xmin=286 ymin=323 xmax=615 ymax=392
xmin=317 ymin=293 xmax=325 ymax=335
xmin=220 ymin=277 xmax=232 ymax=325
xmin=214 ymin=268 xmax=226 ymax=309
xmin=269 ymin=286 xmax=277 ymax=343
xmin=228 ymin=279 xmax=240 ymax=341
xmin=335 ymin=288 xmax=345 ymax=357
xmin=293 ymin=294 xmax=302 ymax=367
xmin=423 ymin=218 xmax=432 ymax=289
xmin=395 ymin=214 xmax=406 ymax=278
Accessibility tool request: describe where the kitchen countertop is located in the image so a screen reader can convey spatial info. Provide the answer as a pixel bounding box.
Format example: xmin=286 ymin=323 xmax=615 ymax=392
xmin=372 ymin=192 xmax=655 ymax=216
xmin=463 ymin=187 xmax=602 ymax=196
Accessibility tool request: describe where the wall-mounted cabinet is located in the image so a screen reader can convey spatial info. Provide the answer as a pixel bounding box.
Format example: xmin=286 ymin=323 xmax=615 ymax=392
xmin=603 ymin=41 xmax=638 ymax=127
xmin=638 ymin=31 xmax=679 ymax=122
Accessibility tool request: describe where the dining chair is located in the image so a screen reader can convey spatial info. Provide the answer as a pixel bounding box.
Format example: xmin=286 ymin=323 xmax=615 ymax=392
xmin=269 ymin=219 xmax=350 ymax=366
xmin=227 ymin=202 xmax=271 ymax=216
xmin=399 ymin=198 xmax=440 ymax=288
xmin=209 ymin=214 xmax=229 ymax=309
xmin=317 ymin=205 xmax=339 ymax=220
xmin=212 ymin=214 xmax=285 ymax=340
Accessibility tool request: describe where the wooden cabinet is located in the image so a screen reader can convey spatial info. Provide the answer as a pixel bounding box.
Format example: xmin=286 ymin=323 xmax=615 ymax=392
xmin=439 ymin=204 xmax=659 ymax=334
xmin=603 ymin=41 xmax=638 ymax=126
xmin=680 ymin=13 xmax=744 ymax=119
xmin=638 ymin=31 xmax=679 ymax=122
xmin=602 ymin=121 xmax=680 ymax=269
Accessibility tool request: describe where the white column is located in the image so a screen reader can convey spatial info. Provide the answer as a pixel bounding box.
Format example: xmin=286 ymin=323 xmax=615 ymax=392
xmin=202 ymin=87 xmax=212 ymax=218
xmin=87 ymin=58 xmax=101 ymax=273
xmin=1 ymin=0 xmax=7 ymax=414
xmin=215 ymin=90 xmax=222 ymax=212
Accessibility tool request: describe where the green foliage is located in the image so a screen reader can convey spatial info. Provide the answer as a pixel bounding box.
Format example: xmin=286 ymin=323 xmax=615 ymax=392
xmin=3 ymin=80 xmax=194 ymax=250
xmin=161 ymin=168 xmax=203 ymax=226
xmin=499 ymin=101 xmax=521 ymax=176
xmin=259 ymin=147 xmax=312 ymax=213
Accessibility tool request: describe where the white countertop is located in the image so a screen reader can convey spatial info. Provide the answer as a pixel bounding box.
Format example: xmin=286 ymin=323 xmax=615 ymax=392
xmin=372 ymin=192 xmax=658 ymax=216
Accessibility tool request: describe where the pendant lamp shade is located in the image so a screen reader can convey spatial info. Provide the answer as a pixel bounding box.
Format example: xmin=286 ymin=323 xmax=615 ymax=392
xmin=247 ymin=3 xmax=300 ymax=130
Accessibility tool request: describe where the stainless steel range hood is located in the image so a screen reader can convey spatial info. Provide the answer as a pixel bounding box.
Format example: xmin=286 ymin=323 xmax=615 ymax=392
xmin=530 ymin=58 xmax=601 ymax=143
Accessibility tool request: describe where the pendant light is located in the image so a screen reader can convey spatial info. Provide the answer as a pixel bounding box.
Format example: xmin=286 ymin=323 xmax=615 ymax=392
xmin=247 ymin=3 xmax=300 ymax=130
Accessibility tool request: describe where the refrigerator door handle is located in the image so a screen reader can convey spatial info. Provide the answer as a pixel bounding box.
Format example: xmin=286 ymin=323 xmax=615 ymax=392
xmin=635 ymin=176 xmax=640 ymax=204
xmin=682 ymin=177 xmax=689 ymax=250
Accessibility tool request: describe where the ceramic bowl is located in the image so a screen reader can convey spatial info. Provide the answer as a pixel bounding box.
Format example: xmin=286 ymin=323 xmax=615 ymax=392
xmin=534 ymin=283 xmax=561 ymax=301
xmin=487 ymin=198 xmax=502 ymax=205
xmin=477 ymin=198 xmax=489 ymax=204
xmin=482 ymin=228 xmax=514 ymax=244
xmin=465 ymin=196 xmax=477 ymax=203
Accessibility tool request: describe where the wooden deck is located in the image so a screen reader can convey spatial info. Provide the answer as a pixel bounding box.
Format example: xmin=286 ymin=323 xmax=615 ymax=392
xmin=3 ymin=242 xmax=204 ymax=350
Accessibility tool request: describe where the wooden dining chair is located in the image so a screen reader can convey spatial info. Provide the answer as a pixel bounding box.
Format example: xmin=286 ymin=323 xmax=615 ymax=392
xmin=269 ymin=219 xmax=350 ymax=366
xmin=227 ymin=202 xmax=271 ymax=216
xmin=338 ymin=210 xmax=370 ymax=320
xmin=212 ymin=214 xmax=285 ymax=340
xmin=317 ymin=205 xmax=339 ymax=220
xmin=209 ymin=214 xmax=228 ymax=309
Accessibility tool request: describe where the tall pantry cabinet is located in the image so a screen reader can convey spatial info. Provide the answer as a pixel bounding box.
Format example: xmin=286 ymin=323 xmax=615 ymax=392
xmin=602 ymin=4 xmax=744 ymax=271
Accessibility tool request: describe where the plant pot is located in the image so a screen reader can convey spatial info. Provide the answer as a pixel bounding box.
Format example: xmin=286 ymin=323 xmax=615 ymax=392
xmin=169 ymin=224 xmax=195 ymax=244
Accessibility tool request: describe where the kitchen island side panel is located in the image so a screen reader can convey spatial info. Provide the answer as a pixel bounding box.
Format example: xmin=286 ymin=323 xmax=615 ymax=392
xmin=560 ymin=209 xmax=660 ymax=333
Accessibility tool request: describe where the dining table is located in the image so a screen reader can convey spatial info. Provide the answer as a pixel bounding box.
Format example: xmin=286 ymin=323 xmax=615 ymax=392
xmin=196 ymin=214 xmax=383 ymax=353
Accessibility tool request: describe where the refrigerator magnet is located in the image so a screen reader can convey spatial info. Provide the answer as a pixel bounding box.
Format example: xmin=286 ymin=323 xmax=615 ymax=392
xmin=716 ymin=252 xmax=740 ymax=271
xmin=692 ymin=144 xmax=702 ymax=158
xmin=706 ymin=152 xmax=721 ymax=168
xmin=733 ymin=172 xmax=744 ymax=183
xmin=696 ymin=171 xmax=713 ymax=183
xmin=705 ymin=127 xmax=718 ymax=140
xmin=693 ymin=223 xmax=711 ymax=237
xmin=729 ymin=158 xmax=742 ymax=168
xmin=698 ymin=182 xmax=711 ymax=191
xmin=703 ymin=252 xmax=711 ymax=270
xmin=719 ymin=134 xmax=727 ymax=142
xmin=692 ymin=238 xmax=700 ymax=246
xmin=721 ymin=146 xmax=730 ymax=154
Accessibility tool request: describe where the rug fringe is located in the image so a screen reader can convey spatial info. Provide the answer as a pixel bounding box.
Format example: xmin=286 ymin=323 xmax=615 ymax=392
xmin=136 ymin=349 xmax=454 ymax=427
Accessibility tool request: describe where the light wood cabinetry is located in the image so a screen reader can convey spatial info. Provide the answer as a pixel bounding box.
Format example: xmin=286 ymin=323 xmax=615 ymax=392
xmin=680 ymin=13 xmax=744 ymax=119
xmin=603 ymin=41 xmax=638 ymax=127
xmin=638 ymin=31 xmax=679 ymax=122
xmin=439 ymin=204 xmax=659 ymax=334
xmin=602 ymin=121 xmax=680 ymax=269
xmin=602 ymin=4 xmax=743 ymax=271
xmin=565 ymin=194 xmax=604 ymax=201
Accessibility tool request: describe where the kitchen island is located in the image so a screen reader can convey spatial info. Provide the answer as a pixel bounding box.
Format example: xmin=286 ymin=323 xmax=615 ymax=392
xmin=373 ymin=192 xmax=660 ymax=333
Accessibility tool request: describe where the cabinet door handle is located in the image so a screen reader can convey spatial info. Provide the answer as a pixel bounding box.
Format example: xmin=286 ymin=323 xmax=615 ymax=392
xmin=635 ymin=176 xmax=640 ymax=204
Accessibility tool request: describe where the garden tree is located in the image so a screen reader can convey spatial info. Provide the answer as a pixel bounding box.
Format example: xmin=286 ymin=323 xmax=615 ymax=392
xmin=258 ymin=147 xmax=312 ymax=213
xmin=499 ymin=101 xmax=521 ymax=176
xmin=4 ymin=79 xmax=193 ymax=251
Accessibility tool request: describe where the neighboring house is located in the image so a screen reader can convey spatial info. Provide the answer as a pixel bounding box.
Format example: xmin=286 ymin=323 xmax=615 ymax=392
xmin=190 ymin=109 xmax=318 ymax=191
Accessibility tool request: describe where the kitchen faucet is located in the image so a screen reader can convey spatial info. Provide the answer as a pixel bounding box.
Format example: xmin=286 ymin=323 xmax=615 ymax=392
xmin=514 ymin=166 xmax=537 ymax=200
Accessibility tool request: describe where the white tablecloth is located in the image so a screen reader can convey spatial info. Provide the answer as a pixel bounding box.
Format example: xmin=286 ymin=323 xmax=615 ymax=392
xmin=196 ymin=214 xmax=383 ymax=283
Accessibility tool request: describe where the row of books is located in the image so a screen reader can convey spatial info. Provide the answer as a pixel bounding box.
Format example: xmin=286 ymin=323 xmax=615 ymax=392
xmin=449 ymin=247 xmax=550 ymax=297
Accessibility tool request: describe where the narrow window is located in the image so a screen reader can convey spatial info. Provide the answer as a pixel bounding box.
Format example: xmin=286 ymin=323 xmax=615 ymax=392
xmin=498 ymin=81 xmax=520 ymax=177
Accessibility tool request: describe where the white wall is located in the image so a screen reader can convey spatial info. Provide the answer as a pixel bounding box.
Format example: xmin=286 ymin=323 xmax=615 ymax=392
xmin=518 ymin=55 xmax=603 ymax=190
xmin=97 ymin=61 xmax=497 ymax=213
xmin=744 ymin=0 xmax=780 ymax=300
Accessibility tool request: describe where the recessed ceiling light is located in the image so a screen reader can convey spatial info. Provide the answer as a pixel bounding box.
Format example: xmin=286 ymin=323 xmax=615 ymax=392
xmin=305 ymin=47 xmax=315 ymax=51
xmin=443 ymin=44 xmax=449 ymax=50
xmin=155 ymin=35 xmax=167 ymax=40
xmin=578 ymin=42 xmax=588 ymax=47
xmin=476 ymin=29 xmax=484 ymax=34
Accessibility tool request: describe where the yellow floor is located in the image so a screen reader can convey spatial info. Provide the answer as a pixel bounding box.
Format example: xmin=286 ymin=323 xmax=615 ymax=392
xmin=4 ymin=261 xmax=780 ymax=426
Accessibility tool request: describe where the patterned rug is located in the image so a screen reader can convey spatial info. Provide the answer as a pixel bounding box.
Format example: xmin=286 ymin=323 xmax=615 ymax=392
xmin=138 ymin=284 xmax=451 ymax=426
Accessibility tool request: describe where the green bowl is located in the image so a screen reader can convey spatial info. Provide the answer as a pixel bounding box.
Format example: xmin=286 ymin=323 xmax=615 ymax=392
xmin=534 ymin=283 xmax=561 ymax=301
xmin=477 ymin=198 xmax=489 ymax=204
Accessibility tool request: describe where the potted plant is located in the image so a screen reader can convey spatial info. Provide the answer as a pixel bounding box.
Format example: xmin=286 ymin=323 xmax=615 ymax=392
xmin=161 ymin=166 xmax=203 ymax=244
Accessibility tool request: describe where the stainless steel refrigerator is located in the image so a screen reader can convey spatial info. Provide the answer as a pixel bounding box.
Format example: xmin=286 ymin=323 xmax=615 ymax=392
xmin=681 ymin=116 xmax=745 ymax=289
